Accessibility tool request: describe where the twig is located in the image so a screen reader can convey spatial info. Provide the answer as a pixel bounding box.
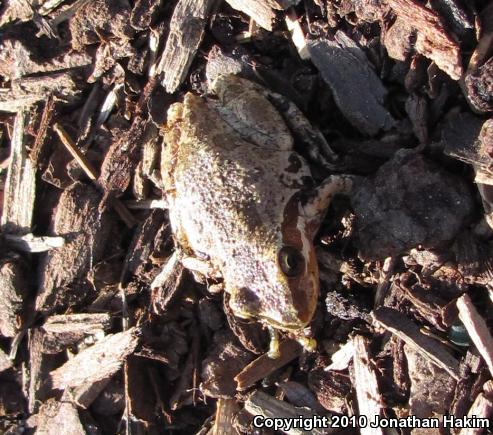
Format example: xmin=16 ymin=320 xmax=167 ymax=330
xmin=374 ymin=256 xmax=396 ymax=307
xmin=53 ymin=123 xmax=98 ymax=180
xmin=31 ymin=97 xmax=55 ymax=164
xmin=5 ymin=233 xmax=65 ymax=253
xmin=53 ymin=123 xmax=136 ymax=227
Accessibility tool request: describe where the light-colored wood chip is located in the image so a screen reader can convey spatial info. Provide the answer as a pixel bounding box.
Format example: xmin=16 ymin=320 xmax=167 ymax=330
xmin=36 ymin=399 xmax=87 ymax=435
xmin=49 ymin=327 xmax=139 ymax=390
xmin=225 ymin=0 xmax=276 ymax=31
xmin=124 ymin=199 xmax=167 ymax=209
xmin=156 ymin=0 xmax=214 ymax=93
xmin=387 ymin=0 xmax=463 ymax=80
xmin=1 ymin=110 xmax=36 ymax=233
xmin=4 ymin=233 xmax=65 ymax=252
xmin=352 ymin=335 xmax=384 ymax=435
xmin=457 ymin=293 xmax=493 ymax=377
xmin=405 ymin=344 xmax=456 ymax=429
xmin=0 ymin=257 xmax=28 ymax=338
xmin=38 ymin=0 xmax=71 ymax=15
xmin=459 ymin=391 xmax=493 ymax=435
xmin=0 ymin=347 xmax=12 ymax=373
xmin=484 ymin=380 xmax=493 ymax=397
xmin=285 ymin=13 xmax=309 ymax=60
xmin=324 ymin=340 xmax=354 ymax=372
xmin=213 ymin=398 xmax=240 ymax=435
xmin=244 ymin=390 xmax=334 ymax=435
xmin=0 ymin=73 xmax=81 ymax=112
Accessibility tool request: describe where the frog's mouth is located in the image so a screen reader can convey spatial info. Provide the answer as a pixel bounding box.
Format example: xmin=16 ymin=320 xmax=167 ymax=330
xmin=257 ymin=315 xmax=308 ymax=332
xmin=233 ymin=309 xmax=307 ymax=331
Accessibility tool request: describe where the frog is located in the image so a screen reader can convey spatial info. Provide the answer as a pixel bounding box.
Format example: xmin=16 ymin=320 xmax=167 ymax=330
xmin=161 ymin=74 xmax=353 ymax=356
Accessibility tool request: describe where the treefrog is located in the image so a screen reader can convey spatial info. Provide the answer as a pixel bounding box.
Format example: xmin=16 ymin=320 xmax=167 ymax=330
xmin=161 ymin=75 xmax=352 ymax=356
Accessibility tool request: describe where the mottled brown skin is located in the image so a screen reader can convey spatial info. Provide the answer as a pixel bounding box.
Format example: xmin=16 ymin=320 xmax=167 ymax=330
xmin=161 ymin=75 xmax=344 ymax=338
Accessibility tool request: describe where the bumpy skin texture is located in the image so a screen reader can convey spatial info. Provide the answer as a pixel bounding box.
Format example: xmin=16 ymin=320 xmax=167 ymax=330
xmin=162 ymin=75 xmax=321 ymax=331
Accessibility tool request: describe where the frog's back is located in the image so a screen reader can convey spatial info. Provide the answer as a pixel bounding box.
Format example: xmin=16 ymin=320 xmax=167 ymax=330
xmin=162 ymin=93 xmax=311 ymax=263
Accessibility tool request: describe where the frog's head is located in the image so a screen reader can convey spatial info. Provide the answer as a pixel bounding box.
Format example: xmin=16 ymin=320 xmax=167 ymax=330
xmin=227 ymin=193 xmax=321 ymax=333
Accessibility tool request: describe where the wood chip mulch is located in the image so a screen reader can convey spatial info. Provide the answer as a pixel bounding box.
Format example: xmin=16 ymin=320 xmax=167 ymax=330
xmin=1 ymin=0 xmax=493 ymax=434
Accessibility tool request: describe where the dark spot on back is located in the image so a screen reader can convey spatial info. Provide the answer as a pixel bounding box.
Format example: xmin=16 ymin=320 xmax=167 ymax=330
xmin=285 ymin=153 xmax=302 ymax=173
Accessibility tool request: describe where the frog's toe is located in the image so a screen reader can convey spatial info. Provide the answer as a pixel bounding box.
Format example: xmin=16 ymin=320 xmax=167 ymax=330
xmin=181 ymin=255 xmax=222 ymax=280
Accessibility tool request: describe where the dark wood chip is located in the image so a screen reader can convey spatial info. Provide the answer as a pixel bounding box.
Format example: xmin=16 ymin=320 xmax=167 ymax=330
xmin=36 ymin=182 xmax=114 ymax=313
xmin=40 ymin=313 xmax=112 ymax=354
xmin=69 ymin=0 xmax=133 ymax=51
xmin=405 ymin=344 xmax=456 ymax=422
xmin=387 ymin=0 xmax=463 ymax=80
xmin=98 ymin=117 xmax=148 ymax=199
xmin=373 ymin=307 xmax=461 ymax=379
xmin=307 ymin=31 xmax=396 ymax=136
xmin=201 ymin=330 xmax=255 ymax=398
xmin=464 ymin=58 xmax=493 ymax=113
xmin=308 ymin=367 xmax=351 ymax=413
xmin=156 ymin=0 xmax=215 ymax=93
xmin=0 ymin=255 xmax=28 ymax=338
xmin=352 ymin=151 xmax=474 ymax=259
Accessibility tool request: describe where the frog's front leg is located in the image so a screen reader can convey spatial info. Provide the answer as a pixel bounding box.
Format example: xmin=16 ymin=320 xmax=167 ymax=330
xmin=301 ymin=175 xmax=356 ymax=225
xmin=267 ymin=327 xmax=317 ymax=359
xmin=266 ymin=92 xmax=340 ymax=168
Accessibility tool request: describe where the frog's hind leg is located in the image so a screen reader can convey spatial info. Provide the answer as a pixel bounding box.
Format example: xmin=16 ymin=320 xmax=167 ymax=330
xmin=181 ymin=255 xmax=222 ymax=280
xmin=166 ymin=213 xmax=223 ymax=282
xmin=211 ymin=74 xmax=294 ymax=151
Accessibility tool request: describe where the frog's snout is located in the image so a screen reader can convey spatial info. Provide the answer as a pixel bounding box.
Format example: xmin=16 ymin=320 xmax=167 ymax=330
xmin=228 ymin=286 xmax=307 ymax=331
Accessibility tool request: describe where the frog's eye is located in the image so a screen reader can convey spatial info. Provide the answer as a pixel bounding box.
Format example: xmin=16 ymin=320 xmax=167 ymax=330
xmin=278 ymin=246 xmax=305 ymax=277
